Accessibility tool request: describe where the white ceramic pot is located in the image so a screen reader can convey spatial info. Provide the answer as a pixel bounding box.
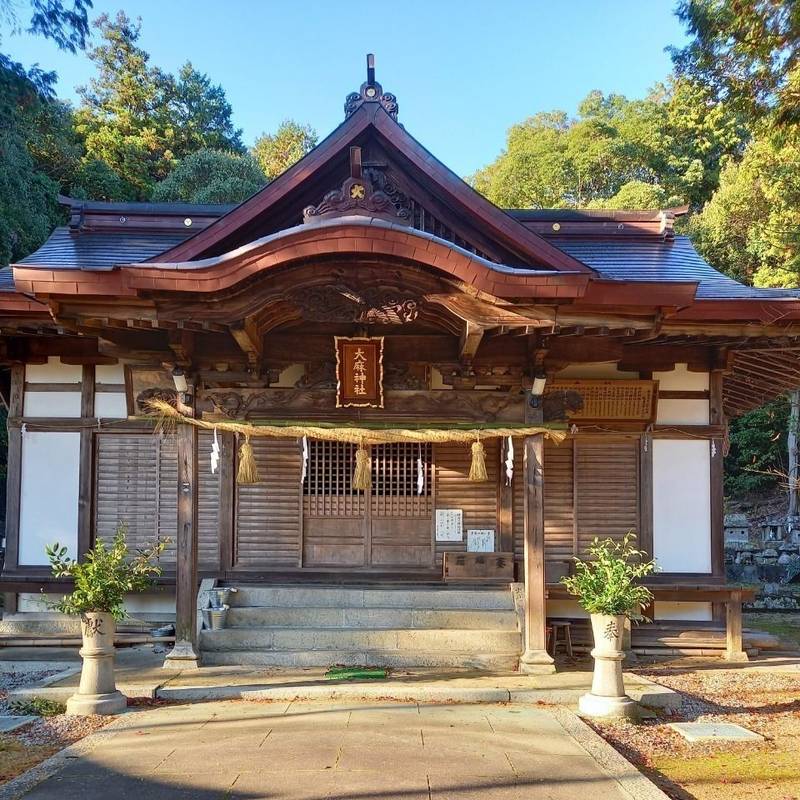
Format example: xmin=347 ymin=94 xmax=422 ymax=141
xmin=578 ymin=613 xmax=638 ymax=719
xmin=66 ymin=611 xmax=127 ymax=716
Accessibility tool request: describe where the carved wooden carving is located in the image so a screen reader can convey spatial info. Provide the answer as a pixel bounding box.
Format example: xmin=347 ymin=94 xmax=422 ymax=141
xmin=198 ymin=388 xmax=524 ymax=423
xmin=286 ymin=284 xmax=419 ymax=324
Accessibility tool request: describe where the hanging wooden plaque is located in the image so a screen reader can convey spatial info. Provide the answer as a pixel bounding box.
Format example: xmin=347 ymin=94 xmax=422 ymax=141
xmin=335 ymin=336 xmax=384 ymax=408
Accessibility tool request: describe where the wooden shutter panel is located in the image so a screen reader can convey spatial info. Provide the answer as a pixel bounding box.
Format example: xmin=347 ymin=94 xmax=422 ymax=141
xmin=95 ymin=433 xmax=177 ymax=563
xmin=575 ymin=438 xmax=639 ymax=555
xmin=434 ymin=440 xmax=498 ymax=565
xmin=543 ymin=438 xmax=575 ymax=562
xmin=235 ymin=438 xmax=301 ymax=568
xmin=197 ymin=431 xmax=219 ymax=569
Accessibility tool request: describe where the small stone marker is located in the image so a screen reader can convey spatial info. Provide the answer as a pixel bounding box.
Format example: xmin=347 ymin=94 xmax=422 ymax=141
xmin=0 ymin=715 xmax=37 ymax=732
xmin=669 ymin=722 xmax=763 ymax=742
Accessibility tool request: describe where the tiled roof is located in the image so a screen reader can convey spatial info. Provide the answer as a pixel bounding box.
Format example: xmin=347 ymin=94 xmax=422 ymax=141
xmin=548 ymin=236 xmax=800 ymax=300
xmin=12 ymin=223 xmax=800 ymax=302
xmin=0 ymin=267 xmax=16 ymax=291
xmin=17 ymin=228 xmax=191 ymax=270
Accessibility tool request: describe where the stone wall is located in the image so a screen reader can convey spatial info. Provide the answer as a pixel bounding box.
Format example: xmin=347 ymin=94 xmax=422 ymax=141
xmin=726 ymin=541 xmax=800 ymax=610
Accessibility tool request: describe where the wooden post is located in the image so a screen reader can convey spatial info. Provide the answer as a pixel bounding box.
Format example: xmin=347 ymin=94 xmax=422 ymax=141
xmin=77 ymin=364 xmax=95 ymax=560
xmin=710 ymin=370 xmax=726 ymax=622
xmin=788 ymin=389 xmax=799 ymax=520
xmin=3 ymin=364 xmax=24 ymax=614
xmin=163 ymin=422 xmax=200 ymax=669
xmin=497 ymin=437 xmax=513 ymax=553
xmin=519 ymin=433 xmax=555 ymax=674
xmin=217 ymin=431 xmax=235 ymax=574
xmin=725 ymin=590 xmax=748 ymax=662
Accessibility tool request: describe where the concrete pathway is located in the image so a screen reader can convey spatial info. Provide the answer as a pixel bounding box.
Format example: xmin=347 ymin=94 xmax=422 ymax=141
xmin=10 ymin=700 xmax=652 ymax=799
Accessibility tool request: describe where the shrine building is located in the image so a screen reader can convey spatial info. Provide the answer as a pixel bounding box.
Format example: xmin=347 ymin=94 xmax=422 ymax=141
xmin=2 ymin=57 xmax=799 ymax=670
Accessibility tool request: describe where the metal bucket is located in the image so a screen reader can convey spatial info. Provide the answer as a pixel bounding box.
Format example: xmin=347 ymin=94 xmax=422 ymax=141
xmin=209 ymin=587 xmax=235 ymax=608
xmin=202 ymin=605 xmax=229 ymax=630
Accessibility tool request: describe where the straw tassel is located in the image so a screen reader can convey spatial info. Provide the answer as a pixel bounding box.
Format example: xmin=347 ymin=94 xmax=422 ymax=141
xmin=237 ymin=436 xmax=260 ymax=484
xmin=352 ymin=444 xmax=371 ymax=490
xmin=469 ymin=438 xmax=488 ymax=482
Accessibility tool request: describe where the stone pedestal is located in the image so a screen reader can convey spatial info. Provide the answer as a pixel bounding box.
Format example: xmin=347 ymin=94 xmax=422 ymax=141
xmin=66 ymin=612 xmax=127 ymax=716
xmin=162 ymin=639 xmax=201 ymax=670
xmin=578 ymin=613 xmax=638 ymax=719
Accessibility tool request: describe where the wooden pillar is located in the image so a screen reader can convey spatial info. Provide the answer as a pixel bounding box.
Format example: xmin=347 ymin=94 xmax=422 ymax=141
xmin=77 ymin=364 xmax=95 ymax=559
xmin=497 ymin=438 xmax=513 ymax=553
xmin=725 ymin=590 xmax=748 ymax=661
xmin=163 ymin=422 xmax=200 ymax=669
xmin=217 ymin=431 xmax=236 ymax=575
xmin=3 ymin=365 xmax=24 ymax=614
xmin=519 ymin=433 xmax=555 ymax=674
xmin=710 ymin=369 xmax=726 ymax=622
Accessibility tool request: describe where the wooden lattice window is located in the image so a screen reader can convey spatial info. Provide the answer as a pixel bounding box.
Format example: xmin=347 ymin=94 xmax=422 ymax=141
xmin=372 ymin=443 xmax=432 ymax=497
xmin=303 ymin=441 xmax=358 ymax=497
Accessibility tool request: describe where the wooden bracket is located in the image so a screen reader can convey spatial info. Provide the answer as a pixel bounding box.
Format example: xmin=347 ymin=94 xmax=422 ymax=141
xmin=230 ymin=317 xmax=262 ymax=372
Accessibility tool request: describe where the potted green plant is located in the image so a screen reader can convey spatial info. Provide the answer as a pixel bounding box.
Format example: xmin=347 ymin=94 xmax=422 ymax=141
xmin=561 ymin=533 xmax=656 ymax=718
xmin=46 ymin=525 xmax=168 ymax=716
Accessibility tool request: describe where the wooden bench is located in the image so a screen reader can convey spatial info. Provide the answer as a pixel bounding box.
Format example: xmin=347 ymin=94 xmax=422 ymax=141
xmin=546 ymin=583 xmax=756 ymax=661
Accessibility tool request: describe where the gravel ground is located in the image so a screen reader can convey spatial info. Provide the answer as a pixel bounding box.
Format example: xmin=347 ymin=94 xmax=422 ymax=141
xmin=0 ymin=669 xmax=110 ymax=782
xmin=591 ymin=659 xmax=800 ymax=800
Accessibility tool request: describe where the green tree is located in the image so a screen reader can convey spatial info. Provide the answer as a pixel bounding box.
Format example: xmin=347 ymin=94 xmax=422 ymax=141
xmin=0 ymin=1 xmax=93 ymax=265
xmin=167 ymin=62 xmax=244 ymax=158
xmin=671 ymin=0 xmax=800 ymax=127
xmin=74 ymin=12 xmax=172 ymax=199
xmin=725 ymin=397 xmax=790 ymax=497
xmin=252 ymin=120 xmax=317 ymax=181
xmin=471 ymin=82 xmax=742 ymax=210
xmin=75 ymin=12 xmax=243 ymax=200
xmin=689 ymin=132 xmax=800 ymax=287
xmin=152 ymin=148 xmax=266 ymax=204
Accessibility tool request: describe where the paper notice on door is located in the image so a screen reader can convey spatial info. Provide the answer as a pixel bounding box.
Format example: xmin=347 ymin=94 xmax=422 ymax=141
xmin=435 ymin=509 xmax=463 ymax=542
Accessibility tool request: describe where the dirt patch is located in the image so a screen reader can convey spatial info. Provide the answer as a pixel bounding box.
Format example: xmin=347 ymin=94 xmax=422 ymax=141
xmin=591 ymin=658 xmax=800 ymax=800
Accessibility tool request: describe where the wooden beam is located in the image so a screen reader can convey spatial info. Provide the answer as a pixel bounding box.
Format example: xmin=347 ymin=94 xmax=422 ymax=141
xmin=163 ymin=423 xmax=200 ymax=669
xmin=519 ymin=432 xmax=555 ymax=674
xmin=230 ymin=317 xmax=262 ymax=370
xmin=458 ymin=321 xmax=484 ymax=363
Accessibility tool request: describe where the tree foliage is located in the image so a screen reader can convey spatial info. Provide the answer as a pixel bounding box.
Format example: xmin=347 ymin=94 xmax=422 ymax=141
xmin=689 ymin=131 xmax=800 ymax=286
xmin=75 ymin=12 xmax=243 ymax=199
xmin=252 ymin=120 xmax=318 ymax=181
xmin=152 ymin=148 xmax=266 ymax=204
xmin=724 ymin=397 xmax=790 ymax=496
xmin=671 ymin=0 xmax=800 ymax=128
xmin=472 ymin=81 xmax=743 ymax=210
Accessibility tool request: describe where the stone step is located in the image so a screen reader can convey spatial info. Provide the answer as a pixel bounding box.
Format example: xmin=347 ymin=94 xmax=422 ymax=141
xmin=225 ymin=586 xmax=514 ymax=610
xmin=201 ymin=627 xmax=521 ymax=653
xmin=200 ymin=648 xmax=519 ymax=670
xmin=225 ymin=606 xmax=519 ymax=630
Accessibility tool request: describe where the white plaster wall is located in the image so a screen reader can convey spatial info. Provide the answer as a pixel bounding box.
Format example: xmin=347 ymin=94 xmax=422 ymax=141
xmin=657 ymin=399 xmax=710 ymax=425
xmin=653 ymin=439 xmax=712 ymax=573
xmin=653 ymin=364 xmax=709 ymax=391
xmin=23 ymin=392 xmax=81 ymax=417
xmin=25 ymin=358 xmax=82 ymax=384
xmin=556 ymin=363 xmax=640 ymax=380
xmin=18 ymin=431 xmax=80 ymax=564
xmin=654 ymin=602 xmax=713 ymax=621
xmin=95 ymin=364 xmax=125 ymax=384
xmin=95 ymin=393 xmax=128 ymax=418
xmin=275 ymin=364 xmax=306 ymax=388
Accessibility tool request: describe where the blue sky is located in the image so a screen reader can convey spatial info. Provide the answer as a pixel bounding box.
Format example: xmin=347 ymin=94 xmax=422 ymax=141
xmin=2 ymin=1 xmax=688 ymax=176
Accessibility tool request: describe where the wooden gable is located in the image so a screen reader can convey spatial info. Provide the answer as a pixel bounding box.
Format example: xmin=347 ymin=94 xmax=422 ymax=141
xmin=154 ymin=84 xmax=591 ymax=273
